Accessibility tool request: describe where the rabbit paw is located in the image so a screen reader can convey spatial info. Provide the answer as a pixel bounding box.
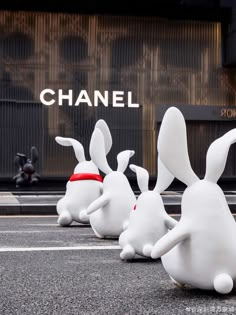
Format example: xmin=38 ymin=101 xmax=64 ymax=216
xmin=120 ymin=245 xmax=135 ymax=260
xmin=78 ymin=210 xmax=90 ymax=223
xmin=58 ymin=211 xmax=72 ymax=227
xmin=142 ymin=244 xmax=153 ymax=257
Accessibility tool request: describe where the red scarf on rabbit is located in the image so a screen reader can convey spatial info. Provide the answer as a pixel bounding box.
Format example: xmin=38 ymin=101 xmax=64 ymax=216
xmin=69 ymin=173 xmax=103 ymax=182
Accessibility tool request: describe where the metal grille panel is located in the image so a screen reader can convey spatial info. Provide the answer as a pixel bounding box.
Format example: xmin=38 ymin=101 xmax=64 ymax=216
xmin=0 ymin=11 xmax=235 ymax=178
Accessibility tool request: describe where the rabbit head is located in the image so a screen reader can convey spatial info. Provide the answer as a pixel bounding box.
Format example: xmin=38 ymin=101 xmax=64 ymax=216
xmin=130 ymin=157 xmax=174 ymax=213
xmin=89 ymin=127 xmax=135 ymax=188
xmin=55 ymin=119 xmax=112 ymax=174
xmin=15 ymin=146 xmax=38 ymax=175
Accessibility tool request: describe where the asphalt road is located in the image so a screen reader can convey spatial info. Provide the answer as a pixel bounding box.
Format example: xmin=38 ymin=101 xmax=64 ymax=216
xmin=0 ymin=216 xmax=236 ymax=315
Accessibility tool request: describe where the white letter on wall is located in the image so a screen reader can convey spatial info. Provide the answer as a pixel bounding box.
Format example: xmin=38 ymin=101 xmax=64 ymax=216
xmin=113 ymin=91 xmax=124 ymax=107
xmin=75 ymin=90 xmax=93 ymax=106
xmin=40 ymin=89 xmax=55 ymax=106
xmin=94 ymin=90 xmax=108 ymax=107
xmin=128 ymin=91 xmax=139 ymax=108
xmin=58 ymin=89 xmax=73 ymax=106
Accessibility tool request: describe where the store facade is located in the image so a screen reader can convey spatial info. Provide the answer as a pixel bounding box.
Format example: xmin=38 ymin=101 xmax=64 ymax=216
xmin=0 ymin=4 xmax=236 ymax=185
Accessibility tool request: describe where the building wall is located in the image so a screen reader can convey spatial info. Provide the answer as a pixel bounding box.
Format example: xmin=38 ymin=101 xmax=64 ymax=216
xmin=0 ymin=11 xmax=236 ymax=179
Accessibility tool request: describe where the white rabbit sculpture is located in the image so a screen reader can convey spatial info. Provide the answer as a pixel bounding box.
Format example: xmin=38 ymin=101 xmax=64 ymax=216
xmin=151 ymin=106 xmax=236 ymax=294
xmin=87 ymin=127 xmax=136 ymax=238
xmin=55 ymin=120 xmax=112 ymax=227
xmin=119 ymin=159 xmax=177 ymax=260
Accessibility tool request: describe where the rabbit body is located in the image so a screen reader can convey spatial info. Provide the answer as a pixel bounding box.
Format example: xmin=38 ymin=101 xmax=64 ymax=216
xmin=56 ymin=119 xmax=112 ymax=227
xmin=151 ymin=107 xmax=236 ymax=294
xmin=119 ymin=191 xmax=176 ymax=259
xmin=13 ymin=147 xmax=40 ymax=187
xmin=87 ymin=127 xmax=136 ymax=238
xmin=57 ymin=161 xmax=102 ymax=225
xmin=119 ymin=160 xmax=176 ymax=259
xmin=160 ymin=180 xmax=236 ymax=291
xmin=14 ymin=172 xmax=40 ymax=187
xmin=89 ymin=172 xmax=136 ymax=238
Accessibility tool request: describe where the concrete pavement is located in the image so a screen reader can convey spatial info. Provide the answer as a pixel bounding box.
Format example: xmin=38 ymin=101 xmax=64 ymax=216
xmin=0 ymin=216 xmax=236 ymax=315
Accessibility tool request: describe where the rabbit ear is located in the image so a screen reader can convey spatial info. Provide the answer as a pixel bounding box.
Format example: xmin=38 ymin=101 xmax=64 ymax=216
xmin=55 ymin=137 xmax=86 ymax=163
xmin=130 ymin=164 xmax=149 ymax=192
xmin=94 ymin=120 xmax=112 ymax=155
xmin=205 ymin=129 xmax=236 ymax=183
xmin=117 ymin=150 xmax=135 ymax=173
xmin=31 ymin=147 xmax=38 ymax=164
xmin=89 ymin=128 xmax=113 ymax=174
xmin=157 ymin=107 xmax=199 ymax=186
xmin=154 ymin=157 xmax=174 ymax=193
xmin=15 ymin=154 xmax=27 ymax=168
xmin=14 ymin=155 xmax=21 ymax=168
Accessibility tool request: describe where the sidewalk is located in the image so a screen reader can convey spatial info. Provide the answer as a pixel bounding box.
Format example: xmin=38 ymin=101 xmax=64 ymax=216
xmin=0 ymin=192 xmax=63 ymax=215
xmin=1 ymin=191 xmax=236 ymax=215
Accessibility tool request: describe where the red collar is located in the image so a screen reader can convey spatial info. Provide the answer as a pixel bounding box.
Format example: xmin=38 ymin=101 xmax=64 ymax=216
xmin=69 ymin=173 xmax=103 ymax=182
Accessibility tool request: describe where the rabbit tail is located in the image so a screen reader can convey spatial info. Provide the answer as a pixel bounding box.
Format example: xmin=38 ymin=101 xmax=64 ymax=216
xmin=213 ymin=274 xmax=233 ymax=294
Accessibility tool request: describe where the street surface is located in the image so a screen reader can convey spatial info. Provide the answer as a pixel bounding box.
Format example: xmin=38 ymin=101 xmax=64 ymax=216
xmin=0 ymin=216 xmax=235 ymax=315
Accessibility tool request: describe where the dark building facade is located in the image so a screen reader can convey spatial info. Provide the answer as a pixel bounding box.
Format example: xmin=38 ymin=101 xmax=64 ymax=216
xmin=0 ymin=1 xmax=236 ymax=187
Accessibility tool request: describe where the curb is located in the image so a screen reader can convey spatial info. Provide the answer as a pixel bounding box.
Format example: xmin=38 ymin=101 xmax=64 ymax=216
xmin=1 ymin=192 xmax=236 ymax=215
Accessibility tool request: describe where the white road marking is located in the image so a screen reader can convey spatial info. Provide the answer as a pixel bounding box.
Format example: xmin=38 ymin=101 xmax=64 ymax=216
xmin=0 ymin=215 xmax=58 ymax=218
xmin=25 ymin=224 xmax=90 ymax=227
xmin=25 ymin=224 xmax=60 ymax=226
xmin=0 ymin=230 xmax=68 ymax=233
xmin=0 ymin=245 xmax=120 ymax=252
xmin=20 ymin=204 xmax=57 ymax=206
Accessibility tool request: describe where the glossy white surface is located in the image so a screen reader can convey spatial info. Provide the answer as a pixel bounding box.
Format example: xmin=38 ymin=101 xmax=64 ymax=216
xmin=87 ymin=128 xmax=136 ymax=238
xmin=55 ymin=120 xmax=111 ymax=226
xmin=119 ymin=161 xmax=177 ymax=260
xmin=152 ymin=107 xmax=236 ymax=294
